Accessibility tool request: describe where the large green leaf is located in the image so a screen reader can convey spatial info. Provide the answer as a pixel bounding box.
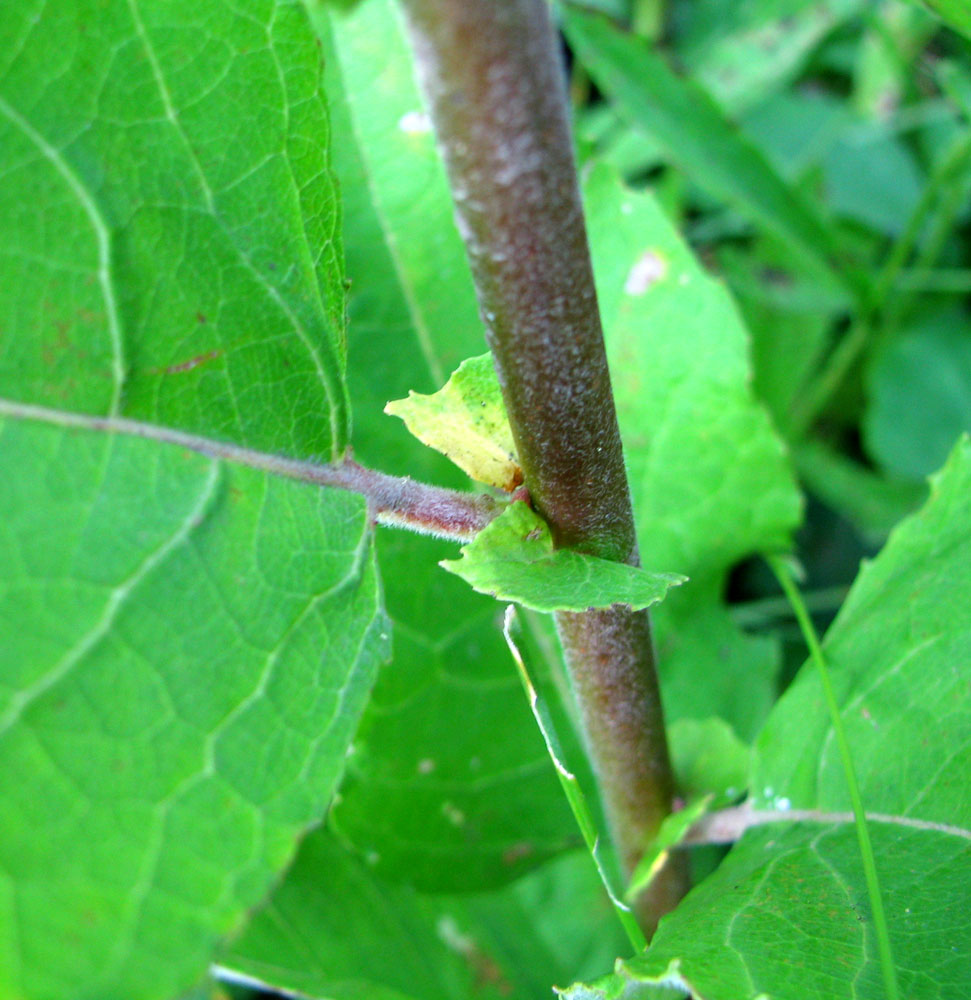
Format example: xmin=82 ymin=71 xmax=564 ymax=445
xmin=0 ymin=3 xmax=385 ymax=997
xmin=319 ymin=0 xmax=481 ymax=406
xmin=326 ymin=528 xmax=580 ymax=891
xmin=823 ymin=121 xmax=925 ymax=237
xmin=719 ymin=240 xmax=835 ymax=437
xmin=563 ymin=438 xmax=971 ymax=999
xmin=563 ymin=6 xmax=855 ymax=299
xmin=754 ymin=437 xmax=971 ymax=816
xmin=583 ymin=164 xmax=802 ymax=739
xmin=0 ymin=420 xmax=384 ymax=1000
xmin=220 ymin=832 xmax=629 ymax=1000
xmin=313 ymin=0 xmax=581 ymax=890
xmin=0 ymin=0 xmax=349 ymax=458
xmin=584 ymin=178 xmax=802 ymax=582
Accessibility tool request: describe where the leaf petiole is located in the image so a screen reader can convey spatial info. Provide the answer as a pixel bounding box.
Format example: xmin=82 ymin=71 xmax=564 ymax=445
xmin=0 ymin=398 xmax=501 ymax=542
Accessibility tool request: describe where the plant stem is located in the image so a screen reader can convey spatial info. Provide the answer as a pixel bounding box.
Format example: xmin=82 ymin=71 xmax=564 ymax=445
xmin=0 ymin=398 xmax=501 ymax=542
xmin=555 ymin=606 xmax=685 ymax=929
xmin=399 ymin=0 xmax=687 ymax=932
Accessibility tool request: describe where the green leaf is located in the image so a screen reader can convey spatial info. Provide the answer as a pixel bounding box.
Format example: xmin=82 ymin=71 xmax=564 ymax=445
xmin=0 ymin=419 xmax=384 ymax=1000
xmin=327 ymin=530 xmax=580 ymax=891
xmin=863 ymin=309 xmax=971 ymax=480
xmin=585 ymin=164 xmax=800 ymax=585
xmin=755 ymin=437 xmax=971 ymax=817
xmin=716 ymin=230 xmax=848 ymax=441
xmin=0 ymin=4 xmax=388 ymax=997
xmin=0 ymin=0 xmax=349 ymax=460
xmin=563 ymin=6 xmax=854 ymax=297
xmin=329 ymin=535 xmax=581 ymax=891
xmin=316 ymin=0 xmax=580 ymax=891
xmin=910 ymin=0 xmax=971 ymax=38
xmin=658 ymin=592 xmax=783 ymax=742
xmin=220 ymin=832 xmax=630 ymax=1000
xmin=567 ymin=821 xmax=970 ymax=1000
xmin=583 ymin=163 xmax=802 ymax=738
xmin=739 ymin=88 xmax=849 ymax=181
xmin=386 ymin=354 xmax=522 ymax=491
xmin=668 ymin=718 xmax=750 ymax=807
xmin=441 ymin=502 xmax=685 ymax=613
xmin=564 ymin=438 xmax=971 ymax=999
xmin=319 ymin=0 xmax=482 ymax=402
xmin=823 ymin=121 xmax=925 ymax=237
xmin=677 ymin=0 xmax=863 ymax=115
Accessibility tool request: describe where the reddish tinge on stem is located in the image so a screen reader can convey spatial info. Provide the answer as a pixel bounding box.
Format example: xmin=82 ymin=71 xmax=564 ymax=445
xmin=398 ymin=0 xmax=689 ymax=933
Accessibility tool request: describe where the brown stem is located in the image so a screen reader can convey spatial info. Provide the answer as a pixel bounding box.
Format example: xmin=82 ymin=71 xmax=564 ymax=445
xmin=556 ymin=607 xmax=687 ymax=930
xmin=399 ymin=0 xmax=688 ymax=932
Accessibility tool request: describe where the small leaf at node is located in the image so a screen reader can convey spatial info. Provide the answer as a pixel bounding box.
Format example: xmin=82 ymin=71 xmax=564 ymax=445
xmin=441 ymin=502 xmax=686 ymax=612
xmin=386 ymin=354 xmax=522 ymax=490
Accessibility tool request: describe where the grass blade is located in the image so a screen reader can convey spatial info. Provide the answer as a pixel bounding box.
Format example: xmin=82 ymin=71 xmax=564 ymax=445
xmin=767 ymin=555 xmax=900 ymax=1000
xmin=502 ymin=607 xmax=648 ymax=953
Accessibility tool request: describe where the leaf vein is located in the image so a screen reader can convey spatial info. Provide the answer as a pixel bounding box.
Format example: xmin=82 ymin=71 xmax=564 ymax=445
xmin=0 ymin=460 xmax=221 ymax=737
xmin=0 ymin=96 xmax=126 ymax=413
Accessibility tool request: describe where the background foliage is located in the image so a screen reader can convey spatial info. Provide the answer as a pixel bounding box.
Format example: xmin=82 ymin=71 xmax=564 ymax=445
xmin=1 ymin=0 xmax=970 ymax=998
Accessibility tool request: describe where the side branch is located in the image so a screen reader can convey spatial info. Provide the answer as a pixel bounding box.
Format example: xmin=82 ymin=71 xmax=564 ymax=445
xmin=0 ymin=399 xmax=500 ymax=542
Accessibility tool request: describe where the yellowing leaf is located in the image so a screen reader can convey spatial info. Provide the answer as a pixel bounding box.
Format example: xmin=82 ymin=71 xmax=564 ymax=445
xmin=385 ymin=354 xmax=522 ymax=490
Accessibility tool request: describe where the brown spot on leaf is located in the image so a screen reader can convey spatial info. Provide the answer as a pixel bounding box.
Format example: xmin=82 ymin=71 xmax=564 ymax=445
xmin=163 ymin=349 xmax=222 ymax=375
xmin=437 ymin=917 xmax=513 ymax=996
xmin=502 ymin=842 xmax=534 ymax=865
xmin=76 ymin=307 xmax=103 ymax=325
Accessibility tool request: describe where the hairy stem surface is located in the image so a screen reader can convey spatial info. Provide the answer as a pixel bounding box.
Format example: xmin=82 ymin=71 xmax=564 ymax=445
xmin=0 ymin=399 xmax=500 ymax=542
xmin=399 ymin=0 xmax=687 ymax=931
